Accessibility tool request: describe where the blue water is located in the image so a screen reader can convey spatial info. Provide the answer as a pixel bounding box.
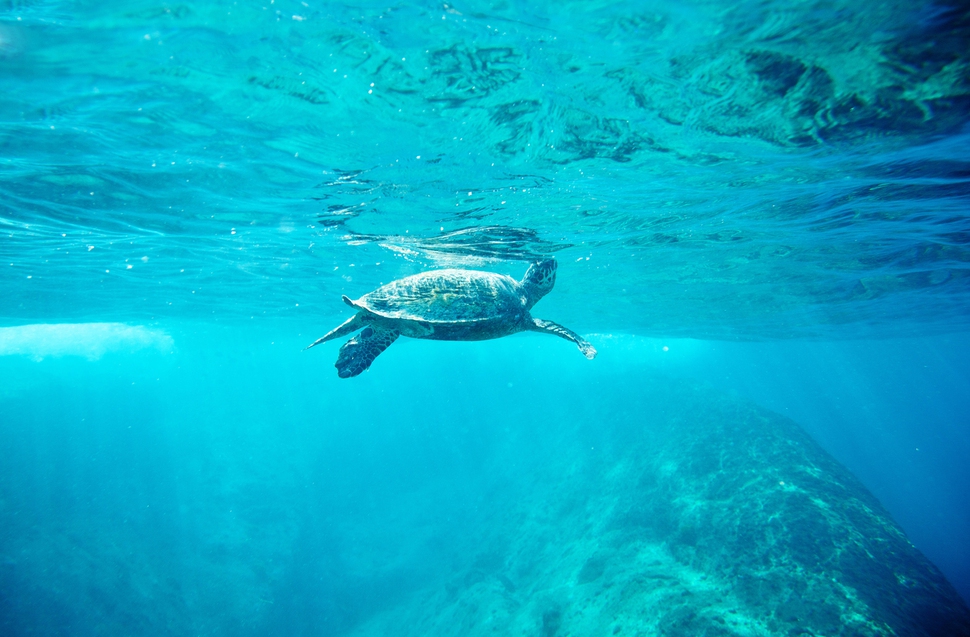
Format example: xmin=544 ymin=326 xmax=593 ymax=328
xmin=2 ymin=0 xmax=970 ymax=634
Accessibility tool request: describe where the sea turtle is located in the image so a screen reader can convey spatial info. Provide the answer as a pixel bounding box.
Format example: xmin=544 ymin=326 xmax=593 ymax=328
xmin=306 ymin=259 xmax=596 ymax=378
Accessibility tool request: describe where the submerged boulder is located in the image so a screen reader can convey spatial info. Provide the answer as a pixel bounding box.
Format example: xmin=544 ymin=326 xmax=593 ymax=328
xmin=348 ymin=377 xmax=970 ymax=637
xmin=2 ymin=355 xmax=967 ymax=637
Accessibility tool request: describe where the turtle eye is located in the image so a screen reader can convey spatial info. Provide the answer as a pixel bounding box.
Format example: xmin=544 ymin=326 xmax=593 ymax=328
xmin=525 ymin=259 xmax=557 ymax=291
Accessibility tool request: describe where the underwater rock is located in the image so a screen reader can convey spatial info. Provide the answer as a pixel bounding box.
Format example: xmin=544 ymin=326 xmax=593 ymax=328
xmin=348 ymin=378 xmax=970 ymax=637
xmin=3 ymin=358 xmax=969 ymax=636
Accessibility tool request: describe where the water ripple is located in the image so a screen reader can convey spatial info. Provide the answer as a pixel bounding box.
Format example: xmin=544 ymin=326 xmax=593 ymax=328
xmin=1 ymin=0 xmax=969 ymax=337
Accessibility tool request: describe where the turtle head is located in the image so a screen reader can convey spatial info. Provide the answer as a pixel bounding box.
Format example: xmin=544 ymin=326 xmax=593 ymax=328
xmin=521 ymin=258 xmax=557 ymax=308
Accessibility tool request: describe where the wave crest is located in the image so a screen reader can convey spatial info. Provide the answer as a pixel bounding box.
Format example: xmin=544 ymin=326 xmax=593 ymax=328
xmin=0 ymin=323 xmax=173 ymax=361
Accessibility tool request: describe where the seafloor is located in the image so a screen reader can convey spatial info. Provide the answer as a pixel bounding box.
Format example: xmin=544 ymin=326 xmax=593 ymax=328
xmin=2 ymin=344 xmax=968 ymax=636
xmin=345 ymin=375 xmax=970 ymax=637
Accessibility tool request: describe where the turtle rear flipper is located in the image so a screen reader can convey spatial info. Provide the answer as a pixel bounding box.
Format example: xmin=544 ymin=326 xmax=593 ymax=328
xmin=335 ymin=326 xmax=400 ymax=378
xmin=304 ymin=313 xmax=366 ymax=351
xmin=531 ymin=318 xmax=597 ymax=359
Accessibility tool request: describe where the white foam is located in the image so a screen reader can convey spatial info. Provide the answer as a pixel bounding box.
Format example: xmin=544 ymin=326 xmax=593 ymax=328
xmin=0 ymin=323 xmax=173 ymax=361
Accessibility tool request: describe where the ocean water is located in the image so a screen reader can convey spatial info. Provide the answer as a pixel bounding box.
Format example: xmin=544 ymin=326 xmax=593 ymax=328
xmin=2 ymin=0 xmax=970 ymax=635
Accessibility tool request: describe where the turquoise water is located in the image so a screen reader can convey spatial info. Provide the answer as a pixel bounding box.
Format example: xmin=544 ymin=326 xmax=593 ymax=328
xmin=2 ymin=0 xmax=970 ymax=634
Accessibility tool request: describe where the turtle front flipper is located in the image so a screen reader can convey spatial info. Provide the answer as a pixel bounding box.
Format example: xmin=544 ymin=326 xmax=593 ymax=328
xmin=335 ymin=326 xmax=400 ymax=378
xmin=530 ymin=318 xmax=597 ymax=359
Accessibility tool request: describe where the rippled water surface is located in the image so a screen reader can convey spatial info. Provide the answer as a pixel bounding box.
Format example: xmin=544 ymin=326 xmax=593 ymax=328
xmin=2 ymin=0 xmax=969 ymax=337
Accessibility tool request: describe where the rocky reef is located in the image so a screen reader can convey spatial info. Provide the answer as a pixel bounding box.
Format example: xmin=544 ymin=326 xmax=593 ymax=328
xmin=2 ymin=353 xmax=968 ymax=637
xmin=347 ymin=377 xmax=970 ymax=637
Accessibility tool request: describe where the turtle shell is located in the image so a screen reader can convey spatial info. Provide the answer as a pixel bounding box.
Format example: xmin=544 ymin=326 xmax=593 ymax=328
xmin=351 ymin=269 xmax=527 ymax=323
